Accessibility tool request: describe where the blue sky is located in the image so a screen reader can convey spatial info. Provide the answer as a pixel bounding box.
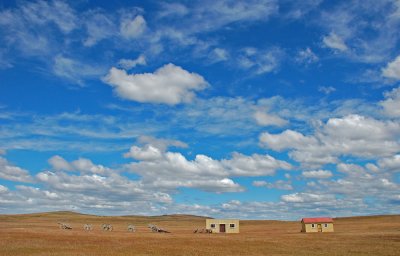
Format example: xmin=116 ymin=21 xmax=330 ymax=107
xmin=1 ymin=0 xmax=400 ymax=220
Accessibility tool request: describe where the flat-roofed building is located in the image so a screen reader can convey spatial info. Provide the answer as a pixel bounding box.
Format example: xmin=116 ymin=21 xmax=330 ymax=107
xmin=206 ymin=219 xmax=239 ymax=233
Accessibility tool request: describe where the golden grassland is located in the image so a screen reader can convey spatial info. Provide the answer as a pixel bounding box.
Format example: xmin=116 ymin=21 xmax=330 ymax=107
xmin=0 ymin=211 xmax=399 ymax=255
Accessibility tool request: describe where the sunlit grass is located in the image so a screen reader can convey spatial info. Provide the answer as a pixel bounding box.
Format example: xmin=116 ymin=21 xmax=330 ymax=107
xmin=0 ymin=212 xmax=399 ymax=255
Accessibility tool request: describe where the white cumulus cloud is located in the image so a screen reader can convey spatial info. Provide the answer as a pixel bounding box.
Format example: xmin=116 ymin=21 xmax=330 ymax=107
xmin=124 ymin=145 xmax=163 ymax=161
xmin=103 ymin=63 xmax=209 ymax=105
xmin=380 ymin=87 xmax=400 ymax=118
xmin=260 ymin=115 xmax=400 ymax=167
xmin=48 ymin=155 xmax=71 ymax=171
xmin=223 ymin=152 xmax=292 ymax=177
xmin=125 ymin=141 xmax=292 ymax=193
xmin=260 ymin=129 xmax=317 ymax=152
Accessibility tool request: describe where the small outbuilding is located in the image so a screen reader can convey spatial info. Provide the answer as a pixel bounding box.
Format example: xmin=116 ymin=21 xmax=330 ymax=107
xmin=301 ymin=217 xmax=334 ymax=233
xmin=206 ymin=219 xmax=239 ymax=233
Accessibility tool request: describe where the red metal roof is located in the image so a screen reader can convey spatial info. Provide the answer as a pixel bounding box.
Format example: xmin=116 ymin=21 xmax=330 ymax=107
xmin=301 ymin=217 xmax=333 ymax=223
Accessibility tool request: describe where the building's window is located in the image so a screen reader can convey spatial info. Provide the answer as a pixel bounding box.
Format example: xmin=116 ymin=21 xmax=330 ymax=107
xmin=324 ymin=224 xmax=328 ymax=228
xmin=230 ymin=224 xmax=235 ymax=228
xmin=210 ymin=224 xmax=215 ymax=228
xmin=311 ymin=224 xmax=315 ymax=228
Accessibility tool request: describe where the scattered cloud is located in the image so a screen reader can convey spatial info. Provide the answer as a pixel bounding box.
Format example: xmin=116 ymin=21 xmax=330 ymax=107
xmin=295 ymin=47 xmax=319 ymax=65
xmin=284 ymin=0 xmax=322 ymax=19
xmin=157 ymin=2 xmax=189 ymax=19
xmin=0 ymin=111 xmax=163 ymax=152
xmin=318 ymin=162 xmax=399 ymax=201
xmin=83 ymin=10 xmax=115 ymax=47
xmin=20 ymin=0 xmax=78 ymax=34
xmin=118 ymin=54 xmax=146 ymax=70
xmin=238 ymin=47 xmax=284 ymax=75
xmin=124 ymin=136 xmax=187 ymax=161
xmin=166 ymin=0 xmax=279 ymax=34
xmin=126 ymin=147 xmax=242 ymax=193
xmin=0 ymin=156 xmax=33 ymax=183
xmin=103 ymin=64 xmax=209 ymax=105
xmin=378 ymin=154 xmax=400 ymax=172
xmin=0 ymin=50 xmax=13 ymax=69
xmin=120 ymin=15 xmax=146 ymax=39
xmin=209 ymin=48 xmax=229 ymax=63
xmin=302 ymin=170 xmax=333 ymax=179
xmin=53 ymin=55 xmax=106 ymax=85
xmin=0 ymin=184 xmax=8 ymax=194
xmin=260 ymin=114 xmax=400 ymax=167
xmin=318 ymin=0 xmax=400 ymax=63
xmin=253 ymin=180 xmax=293 ymax=190
xmin=124 ymin=140 xmax=291 ymax=193
xmin=380 ymin=87 xmax=400 ymax=118
xmin=382 ymin=55 xmax=400 ymax=80
xmin=323 ymin=32 xmax=348 ymax=52
xmin=318 ymin=86 xmax=336 ymax=95
xmin=260 ymin=129 xmax=317 ymax=152
xmin=281 ymin=192 xmax=333 ymax=203
xmin=48 ymin=155 xmax=111 ymax=175
xmin=253 ymin=110 xmax=288 ymax=127
xmin=223 ymin=152 xmax=292 ymax=177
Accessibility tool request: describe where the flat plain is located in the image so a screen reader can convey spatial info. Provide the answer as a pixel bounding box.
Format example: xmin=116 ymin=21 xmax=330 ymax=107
xmin=0 ymin=211 xmax=399 ymax=255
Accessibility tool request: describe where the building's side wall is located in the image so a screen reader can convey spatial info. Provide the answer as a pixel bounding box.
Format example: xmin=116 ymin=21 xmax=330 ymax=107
xmin=206 ymin=219 xmax=240 ymax=233
xmin=321 ymin=223 xmax=334 ymax=232
xmin=304 ymin=223 xmax=318 ymax=232
xmin=301 ymin=222 xmax=307 ymax=232
xmin=302 ymin=223 xmax=334 ymax=232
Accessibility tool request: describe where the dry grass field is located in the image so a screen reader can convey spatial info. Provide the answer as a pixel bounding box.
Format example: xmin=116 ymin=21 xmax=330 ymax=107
xmin=0 ymin=211 xmax=399 ymax=256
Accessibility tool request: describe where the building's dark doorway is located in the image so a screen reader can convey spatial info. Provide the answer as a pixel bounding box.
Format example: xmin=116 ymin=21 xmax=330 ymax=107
xmin=220 ymin=224 xmax=226 ymax=233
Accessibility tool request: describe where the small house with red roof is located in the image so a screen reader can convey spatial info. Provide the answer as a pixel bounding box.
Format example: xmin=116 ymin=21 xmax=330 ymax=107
xmin=301 ymin=217 xmax=334 ymax=232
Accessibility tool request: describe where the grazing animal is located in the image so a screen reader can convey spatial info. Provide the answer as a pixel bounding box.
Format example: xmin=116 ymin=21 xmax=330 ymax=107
xmin=194 ymin=228 xmax=212 ymax=233
xmin=58 ymin=222 xmax=72 ymax=230
xmin=83 ymin=224 xmax=93 ymax=231
xmin=148 ymin=224 xmax=170 ymax=233
xmin=102 ymin=224 xmax=113 ymax=231
xmin=128 ymin=225 xmax=135 ymax=232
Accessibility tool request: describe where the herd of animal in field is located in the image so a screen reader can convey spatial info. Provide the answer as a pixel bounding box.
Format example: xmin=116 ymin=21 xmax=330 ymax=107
xmin=58 ymin=222 xmax=169 ymax=233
